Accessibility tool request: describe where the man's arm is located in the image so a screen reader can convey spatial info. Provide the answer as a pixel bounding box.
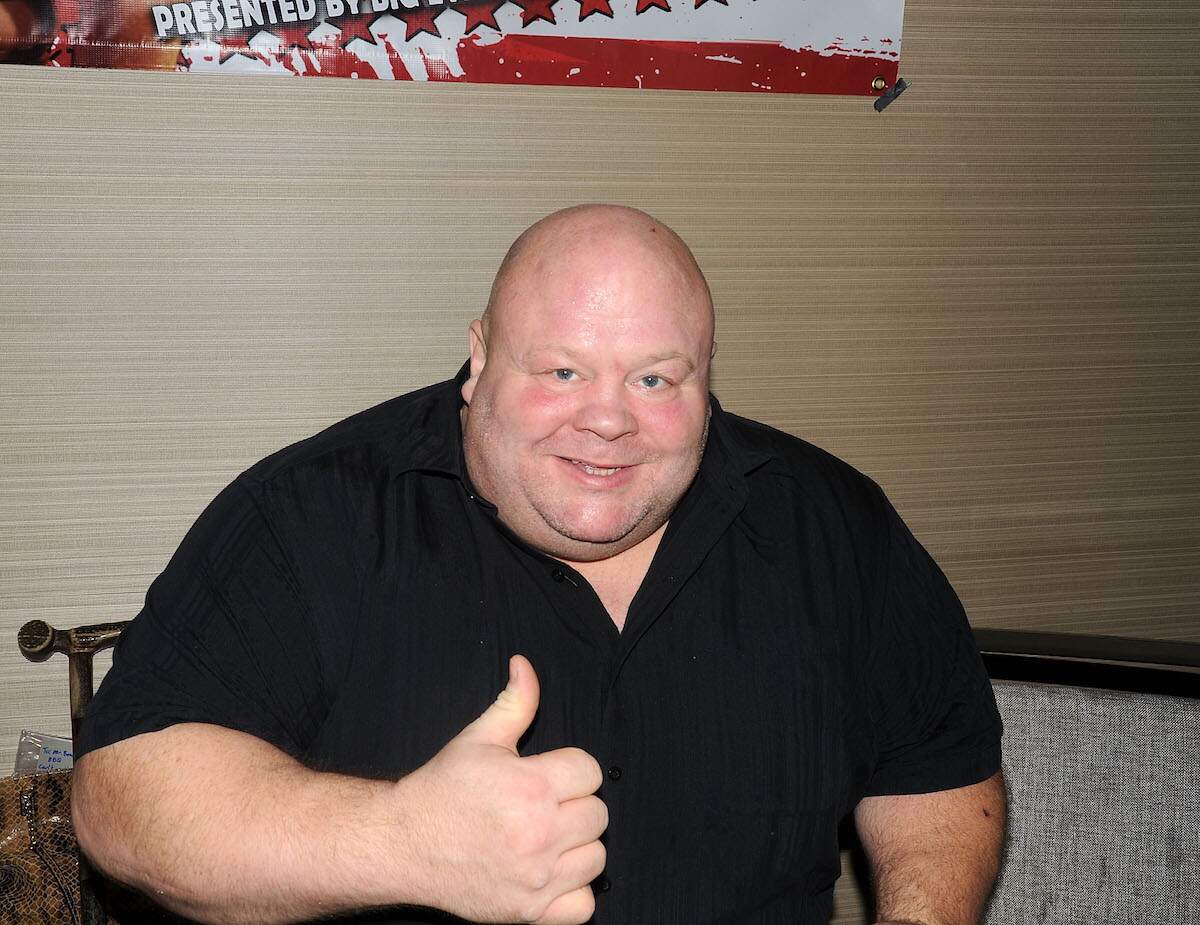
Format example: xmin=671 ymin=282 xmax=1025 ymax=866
xmin=73 ymin=656 xmax=607 ymax=925
xmin=853 ymin=771 xmax=1006 ymax=925
xmin=74 ymin=723 xmax=400 ymax=922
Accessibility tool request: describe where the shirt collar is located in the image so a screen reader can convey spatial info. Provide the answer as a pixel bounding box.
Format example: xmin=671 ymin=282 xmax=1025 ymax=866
xmin=700 ymin=393 xmax=776 ymax=497
xmin=388 ymin=361 xmax=472 ymax=482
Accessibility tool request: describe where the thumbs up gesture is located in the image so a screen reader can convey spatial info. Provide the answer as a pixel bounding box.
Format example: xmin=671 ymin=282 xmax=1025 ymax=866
xmin=395 ymin=655 xmax=608 ymax=924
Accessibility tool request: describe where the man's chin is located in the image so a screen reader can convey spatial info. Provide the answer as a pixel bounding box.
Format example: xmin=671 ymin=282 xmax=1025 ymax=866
xmin=540 ymin=514 xmax=671 ymax=563
xmin=553 ymin=537 xmax=634 ymax=563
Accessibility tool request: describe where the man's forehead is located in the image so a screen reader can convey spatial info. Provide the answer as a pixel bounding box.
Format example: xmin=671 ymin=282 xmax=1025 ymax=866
xmin=499 ymin=279 xmax=710 ymax=344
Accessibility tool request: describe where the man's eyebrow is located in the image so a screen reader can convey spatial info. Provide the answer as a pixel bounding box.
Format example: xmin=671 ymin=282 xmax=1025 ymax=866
xmin=639 ymin=352 xmax=695 ymax=370
xmin=522 ymin=347 xmax=696 ymax=371
xmin=521 ymin=344 xmax=584 ymax=364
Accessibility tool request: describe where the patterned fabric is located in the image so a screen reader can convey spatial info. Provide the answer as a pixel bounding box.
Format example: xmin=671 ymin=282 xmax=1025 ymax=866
xmin=0 ymin=770 xmax=80 ymax=925
xmin=987 ymin=679 xmax=1200 ymax=924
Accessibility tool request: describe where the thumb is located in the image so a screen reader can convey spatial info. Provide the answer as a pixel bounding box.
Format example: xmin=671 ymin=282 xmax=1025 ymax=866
xmin=460 ymin=654 xmax=540 ymax=751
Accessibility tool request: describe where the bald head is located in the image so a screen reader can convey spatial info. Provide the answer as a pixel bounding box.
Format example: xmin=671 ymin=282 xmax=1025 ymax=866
xmin=461 ymin=204 xmax=716 ymax=564
xmin=482 ymin=204 xmax=713 ymax=344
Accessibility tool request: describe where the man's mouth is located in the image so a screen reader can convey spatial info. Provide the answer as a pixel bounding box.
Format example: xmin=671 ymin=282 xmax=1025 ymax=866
xmin=567 ymin=459 xmax=626 ymax=477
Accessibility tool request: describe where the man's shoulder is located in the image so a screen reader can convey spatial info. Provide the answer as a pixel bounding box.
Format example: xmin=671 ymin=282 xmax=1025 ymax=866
xmin=238 ymin=376 xmax=460 ymax=493
xmin=711 ymin=407 xmax=896 ymax=570
xmin=713 ymin=406 xmax=884 ymax=510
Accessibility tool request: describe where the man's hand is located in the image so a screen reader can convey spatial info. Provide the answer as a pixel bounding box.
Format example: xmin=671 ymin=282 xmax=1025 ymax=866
xmin=397 ymin=655 xmax=608 ymax=924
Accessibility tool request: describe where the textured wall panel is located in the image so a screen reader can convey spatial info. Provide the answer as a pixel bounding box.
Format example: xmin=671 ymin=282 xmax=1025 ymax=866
xmin=0 ymin=0 xmax=1197 ymax=919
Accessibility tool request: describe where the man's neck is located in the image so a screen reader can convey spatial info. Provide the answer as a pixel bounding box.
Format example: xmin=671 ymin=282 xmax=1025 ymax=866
xmin=566 ymin=523 xmax=668 ymax=632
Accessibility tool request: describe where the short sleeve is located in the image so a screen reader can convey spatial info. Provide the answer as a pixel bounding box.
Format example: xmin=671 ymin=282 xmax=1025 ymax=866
xmin=861 ymin=495 xmax=1003 ymax=796
xmin=77 ymin=477 xmax=338 ymax=760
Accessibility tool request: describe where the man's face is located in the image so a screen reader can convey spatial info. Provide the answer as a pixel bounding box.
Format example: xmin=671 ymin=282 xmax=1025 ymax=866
xmin=461 ymin=230 xmax=713 ymax=563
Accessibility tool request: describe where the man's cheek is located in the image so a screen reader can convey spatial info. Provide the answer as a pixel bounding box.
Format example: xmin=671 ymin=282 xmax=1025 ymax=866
xmin=642 ymin=400 xmax=704 ymax=443
xmin=512 ymin=385 xmax=573 ymax=424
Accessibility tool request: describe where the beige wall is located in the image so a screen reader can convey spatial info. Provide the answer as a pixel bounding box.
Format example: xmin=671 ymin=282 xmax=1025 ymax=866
xmin=1 ymin=0 xmax=1197 ymax=917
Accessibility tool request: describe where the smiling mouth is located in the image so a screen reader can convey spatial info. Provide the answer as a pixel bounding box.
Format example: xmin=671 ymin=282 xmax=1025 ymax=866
xmin=567 ymin=459 xmax=627 ymax=477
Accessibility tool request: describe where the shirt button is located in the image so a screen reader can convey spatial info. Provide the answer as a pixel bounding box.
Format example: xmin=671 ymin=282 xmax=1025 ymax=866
xmin=551 ymin=568 xmax=566 ymax=583
xmin=594 ymin=875 xmax=611 ymax=893
xmin=606 ymin=765 xmax=623 ymax=781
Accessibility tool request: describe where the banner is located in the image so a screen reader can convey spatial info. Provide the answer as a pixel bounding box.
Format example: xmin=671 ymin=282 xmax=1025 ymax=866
xmin=0 ymin=0 xmax=903 ymax=95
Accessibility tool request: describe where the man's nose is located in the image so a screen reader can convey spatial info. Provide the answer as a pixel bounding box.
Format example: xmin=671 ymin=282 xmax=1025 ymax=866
xmin=573 ymin=382 xmax=638 ymax=441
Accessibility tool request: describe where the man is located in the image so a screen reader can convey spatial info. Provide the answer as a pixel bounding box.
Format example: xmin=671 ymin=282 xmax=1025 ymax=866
xmin=73 ymin=205 xmax=1006 ymax=925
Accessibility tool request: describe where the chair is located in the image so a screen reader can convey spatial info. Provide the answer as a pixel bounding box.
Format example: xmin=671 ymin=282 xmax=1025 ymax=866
xmin=10 ymin=622 xmax=1200 ymax=924
xmin=6 ymin=619 xmax=128 ymax=925
xmin=976 ymin=630 xmax=1200 ymax=925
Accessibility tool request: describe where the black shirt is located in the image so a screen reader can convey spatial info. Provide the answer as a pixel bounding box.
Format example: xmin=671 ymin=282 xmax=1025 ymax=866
xmin=80 ymin=365 xmax=1002 ymax=925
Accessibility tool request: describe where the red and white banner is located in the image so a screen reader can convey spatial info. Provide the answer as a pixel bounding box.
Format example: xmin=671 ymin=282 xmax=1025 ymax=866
xmin=0 ymin=0 xmax=903 ymax=95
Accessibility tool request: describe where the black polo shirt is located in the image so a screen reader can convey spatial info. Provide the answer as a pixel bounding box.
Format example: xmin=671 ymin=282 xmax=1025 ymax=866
xmin=80 ymin=365 xmax=1002 ymax=925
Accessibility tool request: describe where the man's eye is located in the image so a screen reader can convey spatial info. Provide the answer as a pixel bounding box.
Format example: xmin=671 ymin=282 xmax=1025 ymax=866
xmin=552 ymin=369 xmax=576 ymax=382
xmin=641 ymin=375 xmax=666 ymax=389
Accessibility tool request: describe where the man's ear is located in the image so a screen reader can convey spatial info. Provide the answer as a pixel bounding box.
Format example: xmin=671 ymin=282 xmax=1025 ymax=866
xmin=461 ymin=319 xmax=487 ymax=405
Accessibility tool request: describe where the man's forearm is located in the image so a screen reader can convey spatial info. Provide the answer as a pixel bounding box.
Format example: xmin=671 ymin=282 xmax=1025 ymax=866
xmin=855 ymin=772 xmax=1007 ymax=925
xmin=73 ymin=723 xmax=418 ymax=924
xmin=73 ymin=659 xmax=608 ymax=925
xmin=869 ymin=833 xmax=1002 ymax=925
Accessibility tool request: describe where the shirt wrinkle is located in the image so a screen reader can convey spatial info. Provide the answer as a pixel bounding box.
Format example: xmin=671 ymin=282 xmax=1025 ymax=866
xmin=232 ymin=477 xmax=336 ymax=718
